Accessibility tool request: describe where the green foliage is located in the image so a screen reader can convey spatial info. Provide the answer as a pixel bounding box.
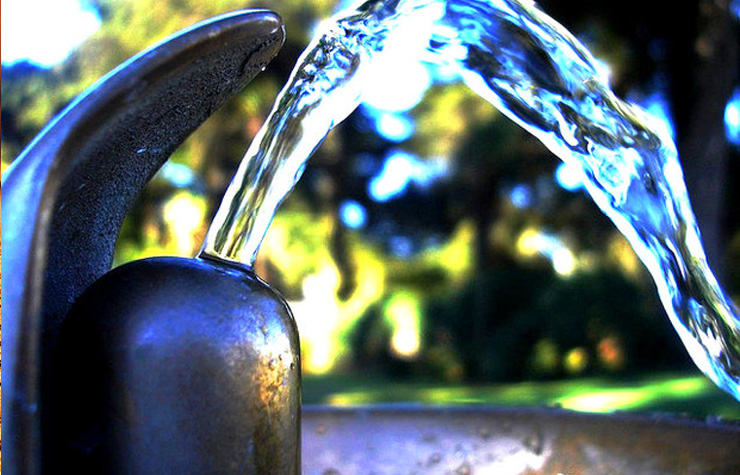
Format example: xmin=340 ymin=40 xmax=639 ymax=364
xmin=4 ymin=0 xmax=735 ymax=414
xmin=425 ymin=267 xmax=690 ymax=381
xmin=303 ymin=372 xmax=740 ymax=420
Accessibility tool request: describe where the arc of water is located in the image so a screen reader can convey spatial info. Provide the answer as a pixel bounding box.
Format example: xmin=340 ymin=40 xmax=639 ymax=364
xmin=200 ymin=0 xmax=740 ymax=401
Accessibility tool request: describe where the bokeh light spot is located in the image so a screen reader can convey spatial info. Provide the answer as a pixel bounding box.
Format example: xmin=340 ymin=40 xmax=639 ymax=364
xmin=1 ymin=0 xmax=101 ymax=67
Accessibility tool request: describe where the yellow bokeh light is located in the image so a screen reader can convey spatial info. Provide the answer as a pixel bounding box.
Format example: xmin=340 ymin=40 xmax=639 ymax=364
xmin=384 ymin=291 xmax=423 ymax=359
xmin=564 ymin=347 xmax=589 ymax=374
xmin=290 ymin=266 xmax=342 ymax=374
xmin=516 ymin=228 xmax=541 ymax=257
xmin=391 ymin=326 xmax=421 ymax=358
xmin=162 ymin=191 xmax=207 ymax=255
xmin=559 ymin=389 xmax=648 ymax=413
xmin=552 ymin=248 xmax=576 ymax=277
xmin=557 ymin=376 xmax=711 ymax=413
xmin=607 ymin=234 xmax=642 ymax=278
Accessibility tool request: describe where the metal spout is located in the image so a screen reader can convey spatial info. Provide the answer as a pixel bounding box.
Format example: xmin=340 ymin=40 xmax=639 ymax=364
xmin=1 ymin=11 xmax=286 ymax=473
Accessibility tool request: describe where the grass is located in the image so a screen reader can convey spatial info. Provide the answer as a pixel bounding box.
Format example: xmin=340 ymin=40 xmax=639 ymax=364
xmin=303 ymin=371 xmax=740 ymax=420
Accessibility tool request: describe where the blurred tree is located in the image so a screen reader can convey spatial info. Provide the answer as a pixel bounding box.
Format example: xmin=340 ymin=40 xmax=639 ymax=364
xmin=3 ymin=0 xmax=738 ymax=383
xmin=539 ymin=0 xmax=739 ymax=281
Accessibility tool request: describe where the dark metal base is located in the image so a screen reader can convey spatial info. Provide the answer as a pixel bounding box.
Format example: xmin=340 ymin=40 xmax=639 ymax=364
xmin=52 ymin=257 xmax=300 ymax=474
xmin=1 ymin=11 xmax=285 ymax=474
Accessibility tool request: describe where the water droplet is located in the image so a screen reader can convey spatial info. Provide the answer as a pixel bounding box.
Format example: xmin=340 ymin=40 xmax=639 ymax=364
xmin=478 ymin=427 xmax=491 ymax=440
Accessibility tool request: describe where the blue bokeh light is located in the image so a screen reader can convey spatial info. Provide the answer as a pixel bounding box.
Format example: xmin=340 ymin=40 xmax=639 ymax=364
xmin=725 ymin=88 xmax=740 ymax=146
xmin=389 ymin=235 xmax=414 ymax=258
xmin=339 ymin=200 xmax=368 ymax=229
xmin=158 ymin=162 xmax=196 ymax=188
xmin=555 ymin=162 xmax=584 ymax=192
xmin=362 ymin=106 xmax=415 ymax=143
xmin=368 ymin=150 xmax=448 ymax=202
xmin=369 ymin=151 xmax=417 ymax=202
xmin=509 ymin=184 xmax=532 ymax=208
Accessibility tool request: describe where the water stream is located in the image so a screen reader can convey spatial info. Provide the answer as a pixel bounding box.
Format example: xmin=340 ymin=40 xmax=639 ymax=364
xmin=200 ymin=0 xmax=740 ymax=401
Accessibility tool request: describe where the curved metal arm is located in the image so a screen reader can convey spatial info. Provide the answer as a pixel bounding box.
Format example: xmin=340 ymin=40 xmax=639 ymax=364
xmin=1 ymin=11 xmax=284 ymax=473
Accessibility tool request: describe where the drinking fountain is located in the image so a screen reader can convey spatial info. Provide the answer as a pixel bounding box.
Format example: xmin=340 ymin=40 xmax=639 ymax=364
xmin=2 ymin=8 xmax=739 ymax=475
xmin=2 ymin=10 xmax=295 ymax=474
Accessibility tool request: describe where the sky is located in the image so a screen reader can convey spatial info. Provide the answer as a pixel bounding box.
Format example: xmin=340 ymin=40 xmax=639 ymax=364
xmin=1 ymin=0 xmax=101 ymax=67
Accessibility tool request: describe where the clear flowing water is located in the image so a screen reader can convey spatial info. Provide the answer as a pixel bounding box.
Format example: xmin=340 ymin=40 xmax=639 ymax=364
xmin=200 ymin=0 xmax=740 ymax=401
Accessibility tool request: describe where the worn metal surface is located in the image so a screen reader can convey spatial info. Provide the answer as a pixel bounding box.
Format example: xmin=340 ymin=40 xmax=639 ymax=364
xmin=1 ymin=11 xmax=284 ymax=474
xmin=52 ymin=257 xmax=301 ymax=474
xmin=302 ymin=406 xmax=740 ymax=474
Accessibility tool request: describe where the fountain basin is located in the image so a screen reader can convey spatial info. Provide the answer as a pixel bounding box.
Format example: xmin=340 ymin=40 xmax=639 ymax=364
xmin=302 ymin=405 xmax=740 ymax=474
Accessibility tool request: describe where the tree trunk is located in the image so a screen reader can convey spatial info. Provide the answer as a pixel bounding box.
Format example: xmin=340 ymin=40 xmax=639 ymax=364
xmin=669 ymin=0 xmax=738 ymax=280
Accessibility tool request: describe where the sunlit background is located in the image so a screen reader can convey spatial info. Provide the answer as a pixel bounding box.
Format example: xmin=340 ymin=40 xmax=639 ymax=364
xmin=3 ymin=0 xmax=740 ymax=418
